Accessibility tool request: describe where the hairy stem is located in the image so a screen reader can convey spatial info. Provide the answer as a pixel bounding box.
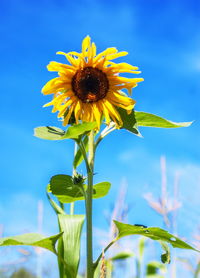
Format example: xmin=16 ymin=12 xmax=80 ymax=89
xmin=93 ymin=239 xmax=117 ymax=270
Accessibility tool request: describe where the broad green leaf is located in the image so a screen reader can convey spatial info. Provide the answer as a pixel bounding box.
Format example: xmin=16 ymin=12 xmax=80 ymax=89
xmin=62 ymin=122 xmax=97 ymax=139
xmin=50 ymin=175 xmax=75 ymax=193
xmin=114 ymin=221 xmax=198 ymax=251
xmin=118 ymin=108 xmax=141 ymax=136
xmin=34 ymin=126 xmax=65 ymax=140
xmin=92 ymin=182 xmax=111 ymax=199
xmin=73 ymin=136 xmax=89 ymax=168
xmin=49 ymin=175 xmax=111 ymax=203
xmin=0 ymin=233 xmax=62 ymax=254
xmin=135 ymin=111 xmax=193 ymax=128
xmin=49 ymin=174 xmax=83 ymax=203
xmin=58 ymin=214 xmax=85 ymax=278
xmin=110 ymin=251 xmax=134 ymax=261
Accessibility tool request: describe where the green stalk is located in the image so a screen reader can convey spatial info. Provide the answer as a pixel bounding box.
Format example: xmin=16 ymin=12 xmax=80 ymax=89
xmin=86 ymin=130 xmax=95 ymax=278
xmin=70 ymin=142 xmax=78 ymax=215
xmin=94 ymin=239 xmax=117 ymax=269
xmin=70 ymin=202 xmax=74 ymax=215
xmin=59 ymin=201 xmax=65 ymax=211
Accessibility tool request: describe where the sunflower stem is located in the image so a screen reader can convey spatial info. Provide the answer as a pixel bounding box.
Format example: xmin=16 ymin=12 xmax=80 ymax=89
xmin=86 ymin=130 xmax=95 ymax=278
xmin=70 ymin=142 xmax=78 ymax=215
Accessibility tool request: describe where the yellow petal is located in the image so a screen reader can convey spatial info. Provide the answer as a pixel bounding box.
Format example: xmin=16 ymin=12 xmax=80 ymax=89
xmin=105 ymin=62 xmax=139 ymax=70
xmin=42 ymin=78 xmax=66 ymax=95
xmin=74 ymin=100 xmax=82 ymax=124
xmin=92 ymin=102 xmax=102 ymax=129
xmin=82 ymin=103 xmax=90 ymax=122
xmin=106 ymin=51 xmax=128 ymax=61
xmin=63 ymin=103 xmax=76 ymax=126
xmin=108 ymin=98 xmax=135 ymax=111
xmin=93 ymin=47 xmax=118 ymax=64
xmin=108 ymin=91 xmax=136 ymax=106
xmin=103 ymin=99 xmax=122 ymax=126
xmin=56 ymin=51 xmax=79 ymax=67
xmin=99 ymin=101 xmax=111 ymax=124
xmin=57 ymin=98 xmax=75 ymax=117
xmin=110 ymin=76 xmax=144 ymax=83
xmin=92 ymin=42 xmax=96 ymax=58
xmin=82 ymin=36 xmax=91 ymax=55
xmin=47 ymin=61 xmax=75 ymax=72
xmin=43 ymin=94 xmax=65 ymax=108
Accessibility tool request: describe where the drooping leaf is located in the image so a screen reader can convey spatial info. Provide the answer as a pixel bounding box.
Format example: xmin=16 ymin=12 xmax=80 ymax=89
xmin=114 ymin=221 xmax=198 ymax=251
xmin=49 ymin=175 xmax=111 ymax=203
xmin=135 ymin=111 xmax=193 ymax=128
xmin=62 ymin=122 xmax=97 ymax=139
xmin=118 ymin=108 xmax=141 ymax=136
xmin=58 ymin=214 xmax=85 ymax=278
xmin=94 ymin=222 xmax=197 ymax=270
xmin=46 ymin=192 xmax=65 ymax=215
xmin=73 ymin=136 xmax=89 ymax=168
xmin=34 ymin=126 xmax=65 ymax=140
xmin=0 ymin=233 xmax=62 ymax=254
xmin=110 ymin=251 xmax=134 ymax=261
xmin=34 ymin=122 xmax=97 ymax=141
xmin=159 ymin=241 xmax=171 ymax=264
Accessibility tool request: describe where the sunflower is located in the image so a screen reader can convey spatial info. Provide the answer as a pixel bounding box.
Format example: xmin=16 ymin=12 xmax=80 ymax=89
xmin=42 ymin=36 xmax=143 ymax=129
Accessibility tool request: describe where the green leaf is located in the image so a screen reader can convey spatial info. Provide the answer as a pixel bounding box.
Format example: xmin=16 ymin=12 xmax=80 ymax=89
xmin=34 ymin=122 xmax=97 ymax=141
xmin=110 ymin=251 xmax=134 ymax=261
xmin=118 ymin=108 xmax=141 ymax=136
xmin=10 ymin=268 xmax=36 ymax=278
xmin=49 ymin=175 xmax=111 ymax=203
xmin=114 ymin=221 xmax=198 ymax=251
xmin=73 ymin=136 xmax=89 ymax=168
xmin=46 ymin=192 xmax=65 ymax=215
xmin=138 ymin=237 xmax=146 ymax=260
xmin=50 ymin=175 xmax=76 ymax=194
xmin=135 ymin=111 xmax=193 ymax=128
xmin=62 ymin=122 xmax=97 ymax=139
xmin=58 ymin=214 xmax=85 ymax=278
xmin=92 ymin=182 xmax=111 ymax=199
xmin=159 ymin=241 xmax=170 ymax=264
xmin=146 ymin=261 xmax=166 ymax=275
xmin=49 ymin=174 xmax=83 ymax=203
xmin=34 ymin=126 xmax=65 ymax=140
xmin=0 ymin=233 xmax=62 ymax=254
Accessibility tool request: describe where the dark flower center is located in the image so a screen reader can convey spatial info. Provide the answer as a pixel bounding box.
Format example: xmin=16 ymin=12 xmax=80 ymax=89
xmin=71 ymin=67 xmax=109 ymax=103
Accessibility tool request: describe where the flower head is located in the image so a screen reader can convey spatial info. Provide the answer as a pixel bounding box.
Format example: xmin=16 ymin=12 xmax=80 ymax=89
xmin=42 ymin=36 xmax=143 ymax=128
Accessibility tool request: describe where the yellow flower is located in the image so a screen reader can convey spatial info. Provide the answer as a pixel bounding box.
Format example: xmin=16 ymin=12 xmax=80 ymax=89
xmin=42 ymin=36 xmax=143 ymax=129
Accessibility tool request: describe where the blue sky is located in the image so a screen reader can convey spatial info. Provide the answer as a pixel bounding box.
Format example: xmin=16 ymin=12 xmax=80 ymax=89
xmin=0 ymin=0 xmax=200 ymax=277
